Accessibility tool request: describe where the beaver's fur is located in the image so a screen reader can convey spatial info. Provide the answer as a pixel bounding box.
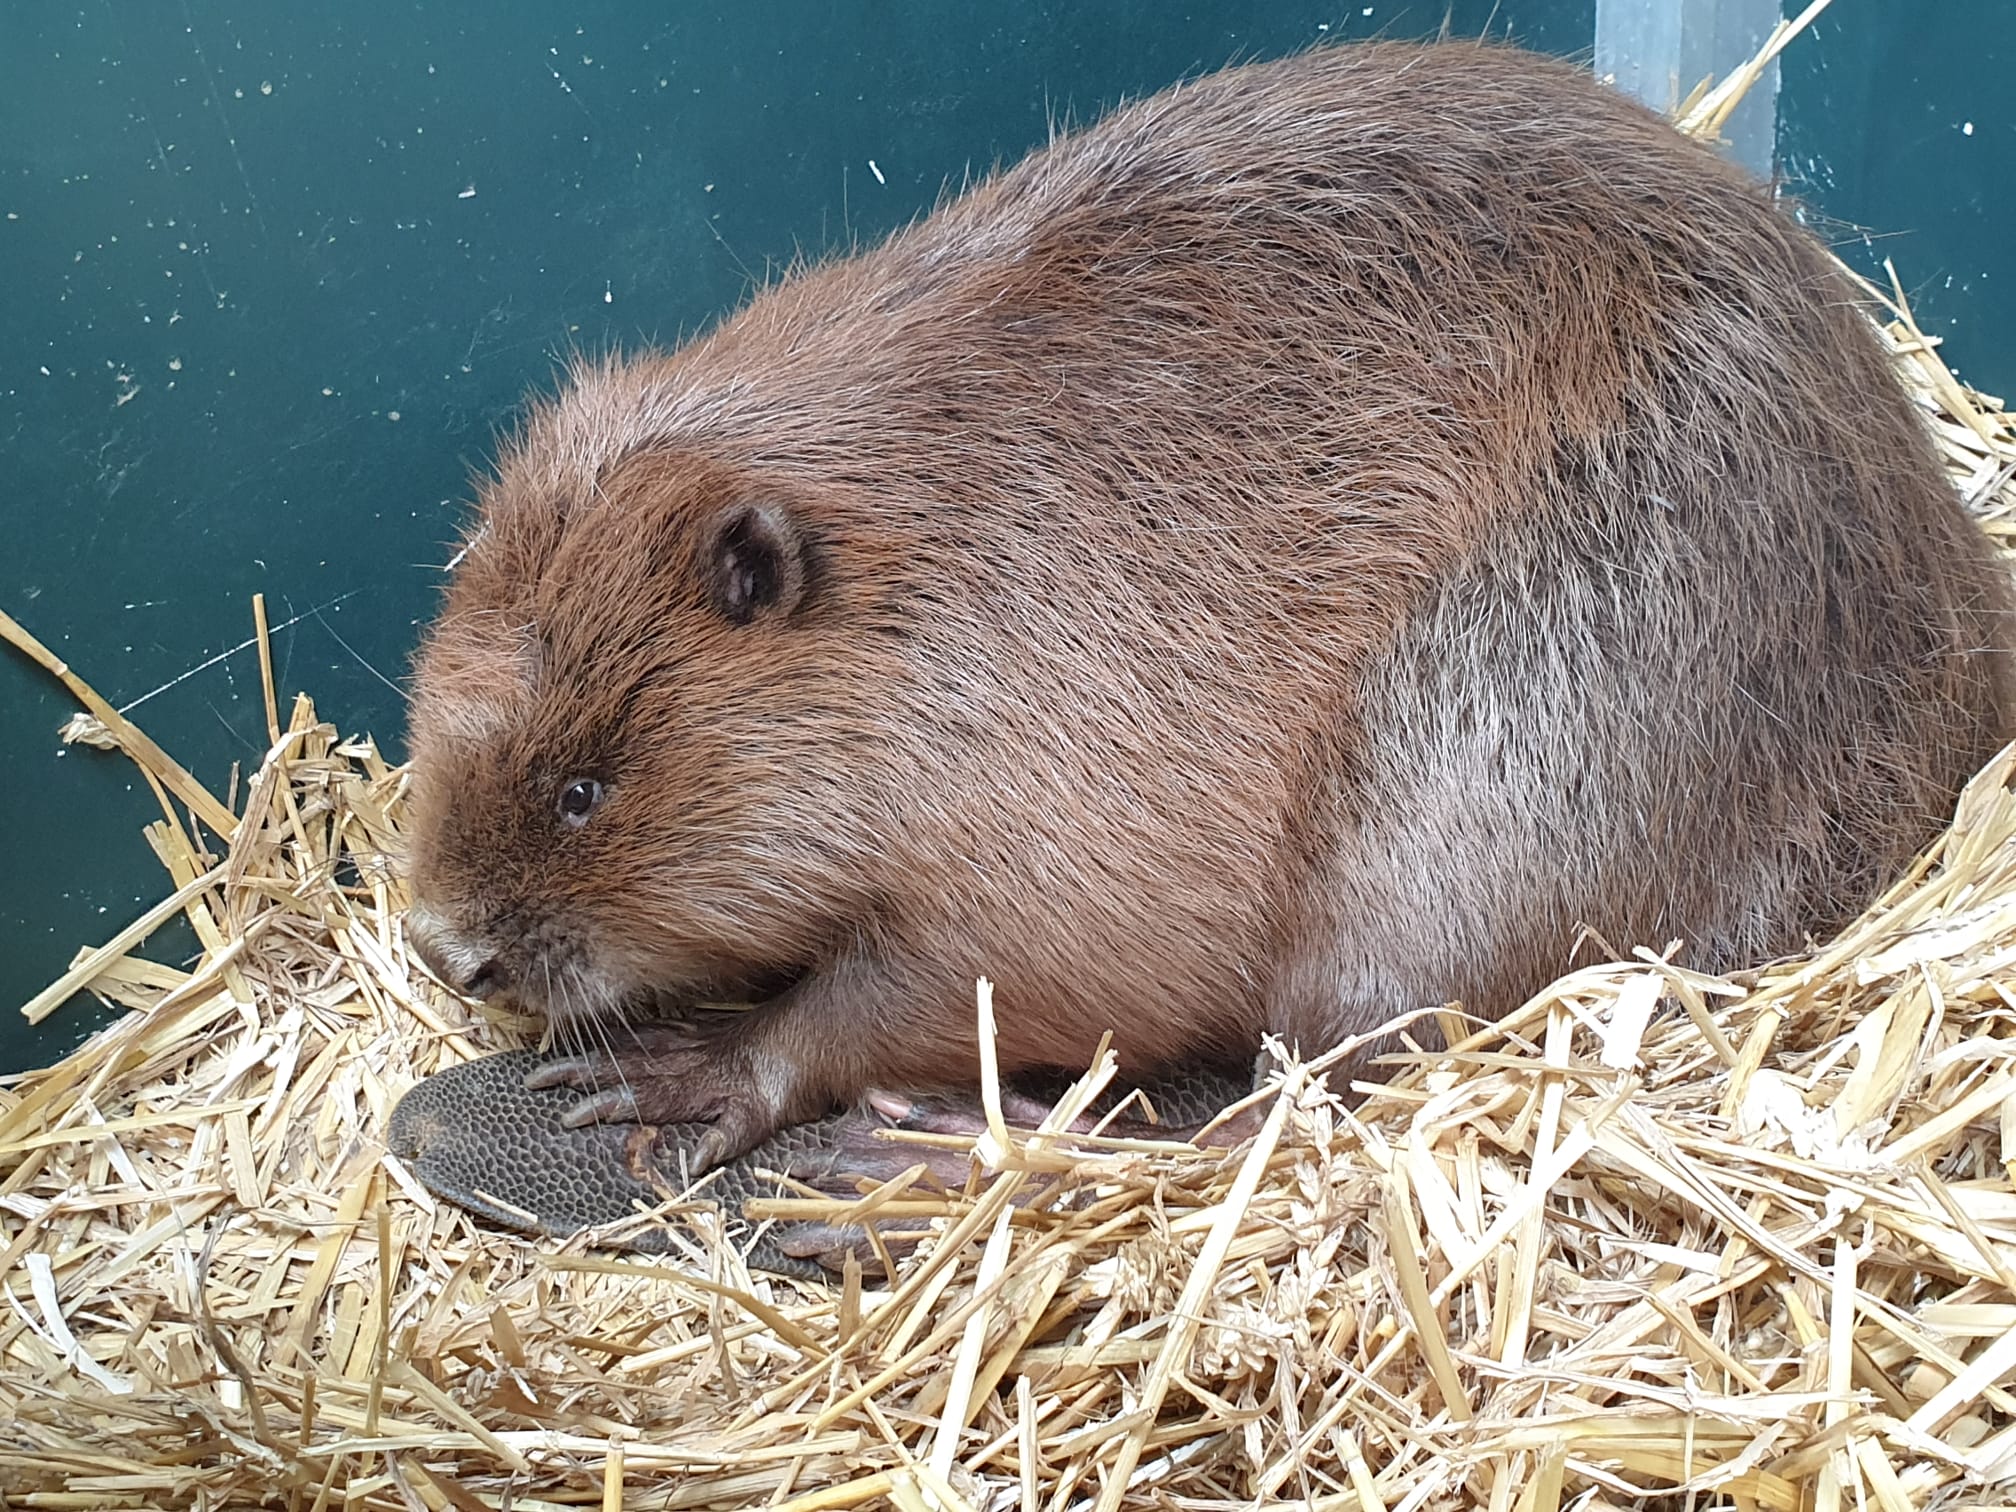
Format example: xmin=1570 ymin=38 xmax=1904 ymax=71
xmin=403 ymin=40 xmax=2015 ymax=1168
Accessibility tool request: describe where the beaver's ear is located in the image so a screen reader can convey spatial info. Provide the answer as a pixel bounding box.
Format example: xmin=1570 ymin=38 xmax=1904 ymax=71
xmin=705 ymin=500 xmax=809 ymax=625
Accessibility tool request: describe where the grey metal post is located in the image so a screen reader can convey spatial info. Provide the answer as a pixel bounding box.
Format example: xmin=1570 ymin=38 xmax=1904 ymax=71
xmin=1595 ymin=0 xmax=1782 ymax=182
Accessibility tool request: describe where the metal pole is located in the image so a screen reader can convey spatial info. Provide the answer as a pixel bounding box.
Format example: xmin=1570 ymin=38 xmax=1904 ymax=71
xmin=1595 ymin=0 xmax=1782 ymax=182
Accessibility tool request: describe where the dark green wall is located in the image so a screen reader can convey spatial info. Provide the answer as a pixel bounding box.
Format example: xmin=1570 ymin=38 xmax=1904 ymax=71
xmin=1 ymin=1 xmax=2004 ymax=1072
xmin=1777 ymin=5 xmax=2013 ymax=391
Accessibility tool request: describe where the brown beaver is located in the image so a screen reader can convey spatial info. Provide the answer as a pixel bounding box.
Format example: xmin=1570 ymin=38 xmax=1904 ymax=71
xmin=399 ymin=38 xmax=2015 ymax=1180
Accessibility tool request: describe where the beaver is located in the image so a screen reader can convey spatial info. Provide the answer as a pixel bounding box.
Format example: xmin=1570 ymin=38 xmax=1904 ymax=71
xmin=398 ymin=38 xmax=2015 ymax=1188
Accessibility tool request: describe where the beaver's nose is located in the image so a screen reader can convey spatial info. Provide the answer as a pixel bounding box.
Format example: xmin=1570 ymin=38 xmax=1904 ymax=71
xmin=404 ymin=905 xmax=510 ymax=998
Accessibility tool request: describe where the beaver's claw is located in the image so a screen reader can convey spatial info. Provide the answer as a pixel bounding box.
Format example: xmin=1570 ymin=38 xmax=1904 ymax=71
xmin=521 ymin=1027 xmax=778 ymax=1170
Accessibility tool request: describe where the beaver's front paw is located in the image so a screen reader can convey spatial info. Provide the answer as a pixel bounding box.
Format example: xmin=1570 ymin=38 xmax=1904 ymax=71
xmin=523 ymin=1024 xmax=781 ymax=1170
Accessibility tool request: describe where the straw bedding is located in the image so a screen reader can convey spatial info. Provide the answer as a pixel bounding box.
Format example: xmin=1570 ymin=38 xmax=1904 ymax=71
xmin=7 ymin=25 xmax=2016 ymax=1512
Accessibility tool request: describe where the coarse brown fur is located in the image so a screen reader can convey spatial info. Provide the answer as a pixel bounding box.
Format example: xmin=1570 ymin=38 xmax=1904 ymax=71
xmin=402 ymin=39 xmax=2016 ymax=1166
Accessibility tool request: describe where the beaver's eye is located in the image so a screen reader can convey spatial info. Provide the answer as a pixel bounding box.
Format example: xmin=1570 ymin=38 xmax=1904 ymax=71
xmin=557 ymin=777 xmax=603 ymax=827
